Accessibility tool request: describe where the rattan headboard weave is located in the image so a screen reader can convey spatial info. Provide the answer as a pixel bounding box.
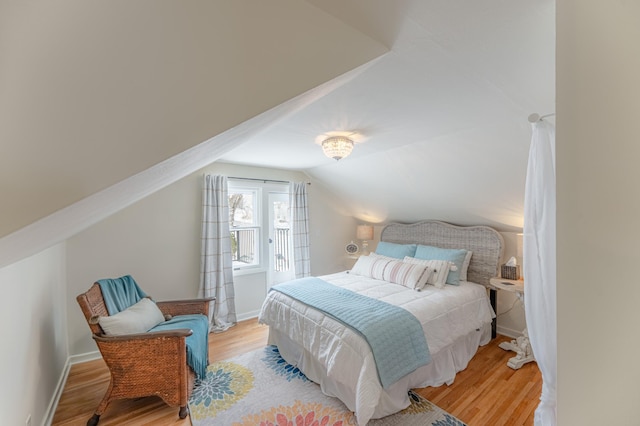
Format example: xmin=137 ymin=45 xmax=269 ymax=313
xmin=380 ymin=220 xmax=504 ymax=286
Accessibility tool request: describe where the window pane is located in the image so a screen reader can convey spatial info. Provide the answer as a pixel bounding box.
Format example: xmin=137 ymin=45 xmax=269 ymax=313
xmin=272 ymin=200 xmax=291 ymax=272
xmin=229 ymin=191 xmax=255 ymax=227
xmin=272 ymin=201 xmax=289 ymax=229
xmin=230 ymin=227 xmax=259 ymax=268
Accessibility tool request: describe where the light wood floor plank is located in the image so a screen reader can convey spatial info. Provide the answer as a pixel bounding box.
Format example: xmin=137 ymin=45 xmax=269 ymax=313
xmin=53 ymin=318 xmax=540 ymax=425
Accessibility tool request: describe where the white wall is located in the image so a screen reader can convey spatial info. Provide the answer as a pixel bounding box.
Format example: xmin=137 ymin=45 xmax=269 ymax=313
xmin=0 ymin=244 xmax=68 ymax=426
xmin=557 ymin=2 xmax=640 ymax=423
xmin=496 ymin=232 xmax=526 ymax=337
xmin=66 ymin=163 xmax=356 ymax=356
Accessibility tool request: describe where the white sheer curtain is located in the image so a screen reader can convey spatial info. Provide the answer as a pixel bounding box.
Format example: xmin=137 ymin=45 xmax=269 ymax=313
xmin=289 ymin=182 xmax=311 ymax=278
xmin=199 ymin=174 xmax=237 ymax=332
xmin=523 ymin=120 xmax=556 ymax=425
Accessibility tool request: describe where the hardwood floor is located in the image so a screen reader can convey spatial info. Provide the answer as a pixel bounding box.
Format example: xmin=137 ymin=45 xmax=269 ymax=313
xmin=52 ymin=319 xmax=540 ymax=425
xmin=415 ymin=335 xmax=541 ymax=425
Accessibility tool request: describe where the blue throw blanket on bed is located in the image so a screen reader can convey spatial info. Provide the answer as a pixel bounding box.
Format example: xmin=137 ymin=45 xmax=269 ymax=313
xmin=271 ymin=277 xmax=431 ymax=388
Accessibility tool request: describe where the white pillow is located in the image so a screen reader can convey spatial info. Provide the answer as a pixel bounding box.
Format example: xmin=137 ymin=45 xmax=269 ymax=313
xmin=99 ymin=297 xmax=165 ymax=336
xmin=382 ymin=259 xmax=433 ymax=290
xmin=403 ymin=257 xmax=456 ymax=289
xmin=350 ymin=255 xmax=391 ymax=280
xmin=460 ymin=250 xmax=473 ymax=281
xmin=369 ymin=252 xmax=397 ymax=261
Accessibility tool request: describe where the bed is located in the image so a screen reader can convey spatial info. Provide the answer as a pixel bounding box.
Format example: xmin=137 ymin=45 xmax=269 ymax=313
xmin=258 ymin=220 xmax=504 ymax=425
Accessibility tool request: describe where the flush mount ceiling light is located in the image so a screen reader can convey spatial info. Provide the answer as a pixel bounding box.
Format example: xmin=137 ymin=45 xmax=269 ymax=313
xmin=321 ymin=135 xmax=355 ymax=161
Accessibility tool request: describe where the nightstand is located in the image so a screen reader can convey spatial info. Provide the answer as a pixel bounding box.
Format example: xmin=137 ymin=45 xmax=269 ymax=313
xmin=489 ymin=277 xmax=535 ymax=369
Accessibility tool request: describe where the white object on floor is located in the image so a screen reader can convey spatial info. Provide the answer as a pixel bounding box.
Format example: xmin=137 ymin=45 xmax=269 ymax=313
xmin=489 ymin=277 xmax=535 ymax=369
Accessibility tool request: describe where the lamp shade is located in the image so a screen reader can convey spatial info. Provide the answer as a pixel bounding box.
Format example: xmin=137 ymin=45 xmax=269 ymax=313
xmin=356 ymin=225 xmax=374 ymax=240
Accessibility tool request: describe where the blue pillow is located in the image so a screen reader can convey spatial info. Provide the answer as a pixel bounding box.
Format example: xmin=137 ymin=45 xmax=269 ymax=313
xmin=414 ymin=245 xmax=468 ymax=285
xmin=375 ymin=242 xmax=417 ymax=259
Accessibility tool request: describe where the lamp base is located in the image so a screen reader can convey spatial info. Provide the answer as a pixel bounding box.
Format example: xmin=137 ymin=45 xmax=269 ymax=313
xmin=361 ymin=241 xmax=370 ymax=255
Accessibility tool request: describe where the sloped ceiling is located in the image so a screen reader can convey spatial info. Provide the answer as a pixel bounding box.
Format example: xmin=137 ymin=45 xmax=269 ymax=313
xmin=0 ymin=0 xmax=554 ymax=265
xmin=220 ymin=0 xmax=556 ymax=231
xmin=0 ymin=0 xmax=386 ymax=238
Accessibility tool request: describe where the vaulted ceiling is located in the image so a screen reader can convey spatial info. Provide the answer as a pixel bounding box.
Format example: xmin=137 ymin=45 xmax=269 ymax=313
xmin=1 ymin=0 xmax=554 ymax=264
xmin=0 ymin=0 xmax=386 ymax=238
xmin=220 ymin=0 xmax=555 ymax=231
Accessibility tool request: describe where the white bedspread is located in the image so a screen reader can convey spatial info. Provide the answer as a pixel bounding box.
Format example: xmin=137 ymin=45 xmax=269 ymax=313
xmin=258 ymin=271 xmax=495 ymax=425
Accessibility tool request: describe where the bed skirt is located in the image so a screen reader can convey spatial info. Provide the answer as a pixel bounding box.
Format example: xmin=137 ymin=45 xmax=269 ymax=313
xmin=268 ymin=321 xmax=492 ymax=424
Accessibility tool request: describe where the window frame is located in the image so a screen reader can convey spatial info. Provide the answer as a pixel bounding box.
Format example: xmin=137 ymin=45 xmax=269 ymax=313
xmin=228 ymin=183 xmax=262 ymax=274
xmin=227 ymin=179 xmax=291 ymax=277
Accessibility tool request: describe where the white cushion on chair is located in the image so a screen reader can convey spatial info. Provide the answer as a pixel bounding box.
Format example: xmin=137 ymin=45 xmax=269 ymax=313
xmin=99 ymin=298 xmax=165 ymax=335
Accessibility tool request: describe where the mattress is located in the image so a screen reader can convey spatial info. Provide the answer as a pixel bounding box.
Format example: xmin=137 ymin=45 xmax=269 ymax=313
xmin=258 ymin=271 xmax=495 ymax=425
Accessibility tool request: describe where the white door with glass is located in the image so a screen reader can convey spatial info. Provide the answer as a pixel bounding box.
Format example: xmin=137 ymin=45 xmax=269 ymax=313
xmin=268 ymin=192 xmax=294 ymax=289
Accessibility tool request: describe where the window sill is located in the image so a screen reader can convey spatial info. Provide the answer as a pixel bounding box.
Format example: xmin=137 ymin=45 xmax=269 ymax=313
xmin=232 ymin=266 xmax=266 ymax=277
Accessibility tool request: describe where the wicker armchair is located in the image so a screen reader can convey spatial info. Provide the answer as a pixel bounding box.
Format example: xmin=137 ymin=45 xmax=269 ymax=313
xmin=76 ymin=282 xmax=213 ymax=426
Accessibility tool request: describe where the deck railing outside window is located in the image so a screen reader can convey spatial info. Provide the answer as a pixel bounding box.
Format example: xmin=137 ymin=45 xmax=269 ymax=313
xmin=230 ymin=229 xmax=256 ymax=265
xmin=231 ymin=227 xmax=291 ymax=271
xmin=273 ymin=228 xmax=290 ymax=272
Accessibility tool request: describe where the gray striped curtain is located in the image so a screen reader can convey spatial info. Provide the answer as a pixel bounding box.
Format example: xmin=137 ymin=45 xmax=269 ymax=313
xmin=199 ymin=175 xmax=236 ymax=332
xmin=289 ymin=182 xmax=311 ymax=278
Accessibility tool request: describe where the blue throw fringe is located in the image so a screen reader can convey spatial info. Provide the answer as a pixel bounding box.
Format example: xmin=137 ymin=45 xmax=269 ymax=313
xmin=152 ymin=314 xmax=210 ymax=380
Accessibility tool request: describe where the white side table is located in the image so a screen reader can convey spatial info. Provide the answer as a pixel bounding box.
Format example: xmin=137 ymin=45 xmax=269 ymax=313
xmin=489 ymin=277 xmax=535 ymax=369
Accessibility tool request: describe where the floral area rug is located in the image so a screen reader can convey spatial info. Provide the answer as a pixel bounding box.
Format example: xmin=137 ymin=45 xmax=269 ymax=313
xmin=189 ymin=345 xmax=466 ymax=426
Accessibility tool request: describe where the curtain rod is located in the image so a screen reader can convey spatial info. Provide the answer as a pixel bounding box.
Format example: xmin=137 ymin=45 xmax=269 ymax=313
xmin=227 ymin=176 xmax=310 ymax=185
xmin=528 ymin=112 xmax=555 ymax=123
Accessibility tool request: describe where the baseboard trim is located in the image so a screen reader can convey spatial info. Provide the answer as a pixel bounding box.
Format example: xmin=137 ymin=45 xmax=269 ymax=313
xmin=236 ymin=310 xmax=260 ymax=322
xmin=41 ymin=359 xmax=71 ymax=426
xmin=496 ymin=325 xmax=521 ymax=339
xmin=42 ymin=351 xmax=102 ymax=426
xmin=69 ymin=350 xmax=102 ymax=365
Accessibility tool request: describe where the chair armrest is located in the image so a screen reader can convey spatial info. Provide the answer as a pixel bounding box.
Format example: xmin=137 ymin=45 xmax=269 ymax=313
xmin=156 ymin=298 xmax=214 ymax=317
xmin=92 ymin=330 xmax=194 ymax=375
xmin=93 ymin=328 xmax=193 ymax=343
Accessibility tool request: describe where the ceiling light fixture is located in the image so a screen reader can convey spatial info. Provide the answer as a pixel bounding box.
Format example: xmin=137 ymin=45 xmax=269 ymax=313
xmin=321 ymin=135 xmax=354 ymax=161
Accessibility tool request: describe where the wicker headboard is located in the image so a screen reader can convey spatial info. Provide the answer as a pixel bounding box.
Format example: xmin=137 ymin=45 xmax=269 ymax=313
xmin=380 ymin=220 xmax=504 ymax=287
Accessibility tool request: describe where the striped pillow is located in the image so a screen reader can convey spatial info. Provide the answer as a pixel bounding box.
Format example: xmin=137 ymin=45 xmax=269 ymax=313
xmin=350 ymin=255 xmax=392 ymax=280
xmin=383 ymin=260 xmax=433 ymax=290
xmin=403 ymin=257 xmax=457 ymax=289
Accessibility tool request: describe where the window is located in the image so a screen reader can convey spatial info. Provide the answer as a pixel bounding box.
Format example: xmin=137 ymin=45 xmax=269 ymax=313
xmin=228 ymin=187 xmax=260 ymax=270
xmin=227 ymin=180 xmax=292 ymax=281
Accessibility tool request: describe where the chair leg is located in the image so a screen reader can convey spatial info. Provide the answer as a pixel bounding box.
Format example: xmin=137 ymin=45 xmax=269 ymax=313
xmin=179 ymin=405 xmax=189 ymax=419
xmin=87 ymin=414 xmax=100 ymax=426
xmin=90 ymin=379 xmax=113 ymax=425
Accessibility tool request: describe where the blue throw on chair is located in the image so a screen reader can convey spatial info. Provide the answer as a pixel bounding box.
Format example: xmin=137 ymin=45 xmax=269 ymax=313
xmin=97 ymin=275 xmax=148 ymax=315
xmin=96 ymin=275 xmax=209 ymax=379
xmin=77 ymin=276 xmax=214 ymax=425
